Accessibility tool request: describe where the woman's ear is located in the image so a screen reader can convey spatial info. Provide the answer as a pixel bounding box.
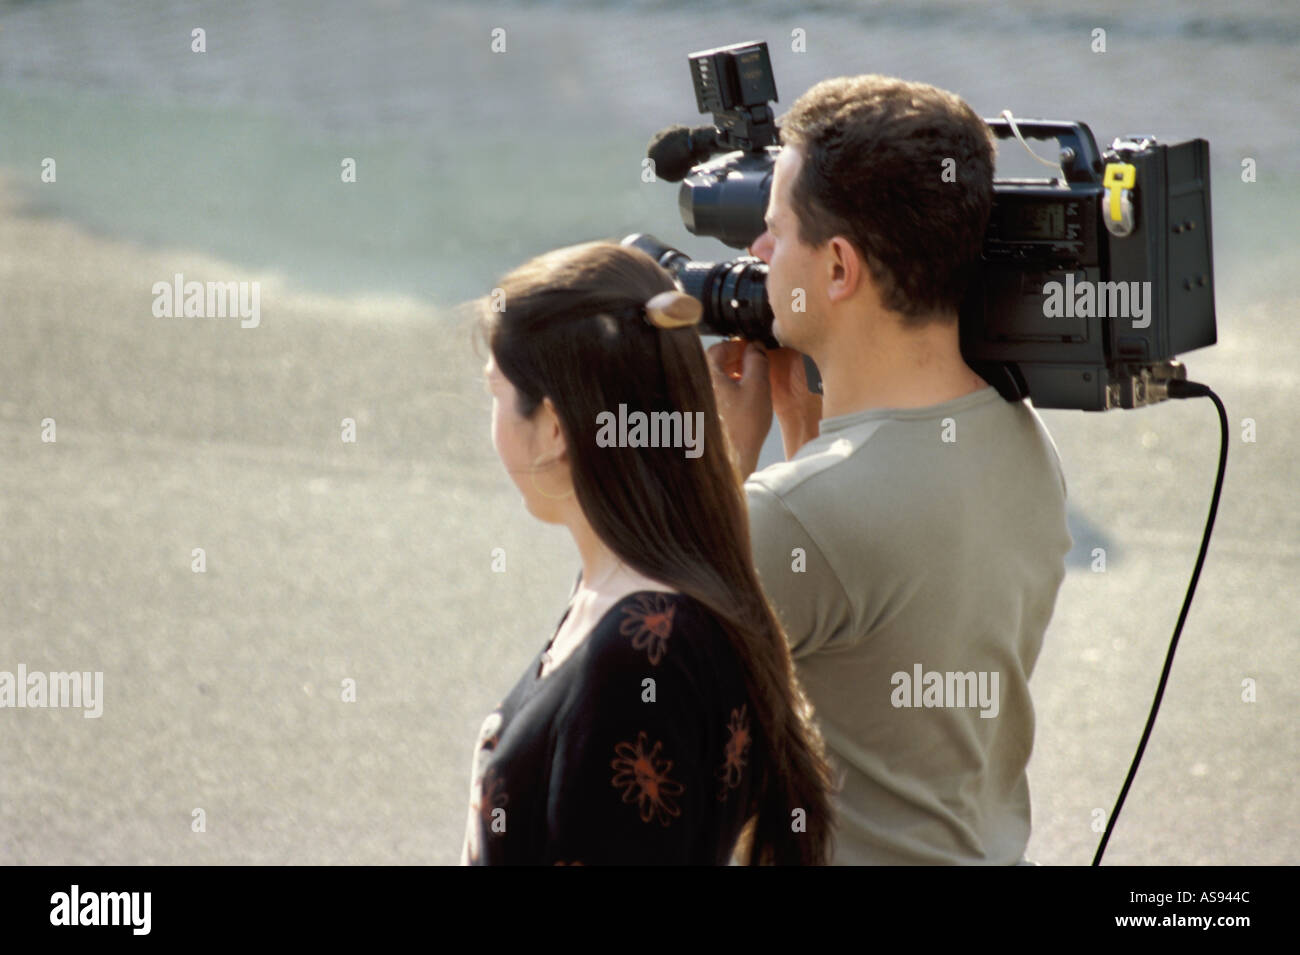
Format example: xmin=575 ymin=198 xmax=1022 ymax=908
xmin=536 ymin=395 xmax=568 ymax=462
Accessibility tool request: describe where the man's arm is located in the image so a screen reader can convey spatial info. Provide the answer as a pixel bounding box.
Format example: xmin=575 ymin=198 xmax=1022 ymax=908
xmin=743 ymin=477 xmax=853 ymax=660
xmin=706 ymin=340 xmax=770 ymax=478
xmin=768 ymin=347 xmax=822 ymax=461
xmin=775 ymin=407 xmax=820 ymax=462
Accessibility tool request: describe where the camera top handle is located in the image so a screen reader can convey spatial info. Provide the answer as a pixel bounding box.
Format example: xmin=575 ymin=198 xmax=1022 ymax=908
xmin=984 ymin=118 xmax=1104 ymax=185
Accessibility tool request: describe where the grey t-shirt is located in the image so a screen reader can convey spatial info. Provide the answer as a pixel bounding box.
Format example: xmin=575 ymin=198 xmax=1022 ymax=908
xmin=743 ymin=386 xmax=1071 ymax=865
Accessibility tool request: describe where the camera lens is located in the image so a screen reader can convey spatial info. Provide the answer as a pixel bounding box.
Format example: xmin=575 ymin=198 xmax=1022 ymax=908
xmin=623 ymin=234 xmax=778 ymax=348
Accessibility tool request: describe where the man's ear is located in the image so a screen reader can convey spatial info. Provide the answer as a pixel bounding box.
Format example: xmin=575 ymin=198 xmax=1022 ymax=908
xmin=825 ymin=235 xmax=864 ymax=305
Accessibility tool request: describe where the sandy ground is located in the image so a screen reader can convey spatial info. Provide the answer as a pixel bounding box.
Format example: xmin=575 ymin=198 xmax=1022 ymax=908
xmin=1 ymin=176 xmax=1295 ymax=866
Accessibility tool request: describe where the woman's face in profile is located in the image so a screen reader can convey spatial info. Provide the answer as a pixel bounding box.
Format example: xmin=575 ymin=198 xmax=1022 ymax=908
xmin=484 ymin=352 xmax=529 ymax=470
xmin=484 ymin=353 xmax=564 ymax=519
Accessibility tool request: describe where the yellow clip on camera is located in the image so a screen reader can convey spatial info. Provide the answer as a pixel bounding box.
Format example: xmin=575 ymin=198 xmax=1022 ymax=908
xmin=1103 ymin=162 xmax=1137 ymax=233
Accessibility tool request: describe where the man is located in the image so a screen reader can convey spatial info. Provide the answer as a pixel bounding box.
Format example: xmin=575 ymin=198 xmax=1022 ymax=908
xmin=707 ymin=75 xmax=1072 ymax=865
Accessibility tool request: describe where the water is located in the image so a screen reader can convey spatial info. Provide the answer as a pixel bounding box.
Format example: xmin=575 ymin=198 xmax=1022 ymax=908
xmin=1 ymin=0 xmax=1297 ymax=304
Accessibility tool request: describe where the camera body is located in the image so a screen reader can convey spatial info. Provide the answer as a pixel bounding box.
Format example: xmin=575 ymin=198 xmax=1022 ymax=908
xmin=962 ymin=123 xmax=1215 ymax=410
xmin=631 ymin=41 xmax=1217 ymax=411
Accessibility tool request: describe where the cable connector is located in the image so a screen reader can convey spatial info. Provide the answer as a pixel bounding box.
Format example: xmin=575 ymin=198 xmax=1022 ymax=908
xmin=1167 ymin=379 xmax=1211 ymax=399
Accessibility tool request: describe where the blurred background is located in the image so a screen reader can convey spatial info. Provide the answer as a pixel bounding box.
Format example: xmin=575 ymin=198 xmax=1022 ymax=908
xmin=0 ymin=0 xmax=1296 ymax=864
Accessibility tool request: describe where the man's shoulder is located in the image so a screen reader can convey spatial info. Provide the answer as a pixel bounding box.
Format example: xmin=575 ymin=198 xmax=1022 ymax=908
xmin=743 ymin=415 xmax=891 ymax=503
xmin=744 ymin=392 xmax=1062 ymax=523
xmin=743 ymin=388 xmax=1004 ymax=496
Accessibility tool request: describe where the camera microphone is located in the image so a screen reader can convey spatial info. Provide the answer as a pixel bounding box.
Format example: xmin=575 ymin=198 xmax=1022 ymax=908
xmin=647 ymin=124 xmax=721 ymax=182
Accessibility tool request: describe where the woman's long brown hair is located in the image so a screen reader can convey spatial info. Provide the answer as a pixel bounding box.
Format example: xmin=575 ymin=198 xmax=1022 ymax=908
xmin=472 ymin=240 xmax=836 ymax=865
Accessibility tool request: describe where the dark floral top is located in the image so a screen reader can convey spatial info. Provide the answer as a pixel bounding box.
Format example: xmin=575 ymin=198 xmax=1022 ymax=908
xmin=461 ymin=588 xmax=763 ymax=865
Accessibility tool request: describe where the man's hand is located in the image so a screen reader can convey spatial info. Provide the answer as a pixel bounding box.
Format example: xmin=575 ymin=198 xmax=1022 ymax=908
xmin=706 ymin=339 xmax=771 ymax=479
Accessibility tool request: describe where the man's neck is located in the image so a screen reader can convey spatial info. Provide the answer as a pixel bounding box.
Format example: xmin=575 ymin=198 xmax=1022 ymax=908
xmin=816 ymin=315 xmax=988 ymax=421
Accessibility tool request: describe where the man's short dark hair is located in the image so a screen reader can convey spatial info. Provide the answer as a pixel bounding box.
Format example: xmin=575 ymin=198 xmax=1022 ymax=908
xmin=778 ymin=75 xmax=996 ymax=325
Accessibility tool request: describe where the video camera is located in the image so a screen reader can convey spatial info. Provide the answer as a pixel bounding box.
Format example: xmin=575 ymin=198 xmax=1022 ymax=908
xmin=625 ymin=40 xmax=1218 ymax=411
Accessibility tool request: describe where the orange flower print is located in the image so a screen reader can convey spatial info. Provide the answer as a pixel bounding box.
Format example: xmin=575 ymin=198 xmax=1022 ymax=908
xmin=610 ymin=730 xmax=685 ymax=826
xmin=618 ymin=593 xmax=677 ymax=665
xmin=716 ymin=704 xmax=752 ymax=801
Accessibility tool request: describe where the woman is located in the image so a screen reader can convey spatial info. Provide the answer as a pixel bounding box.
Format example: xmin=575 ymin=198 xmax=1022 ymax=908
xmin=461 ymin=240 xmax=835 ymax=865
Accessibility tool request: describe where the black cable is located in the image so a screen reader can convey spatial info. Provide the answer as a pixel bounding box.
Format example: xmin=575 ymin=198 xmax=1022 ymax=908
xmin=1092 ymin=380 xmax=1228 ymax=865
